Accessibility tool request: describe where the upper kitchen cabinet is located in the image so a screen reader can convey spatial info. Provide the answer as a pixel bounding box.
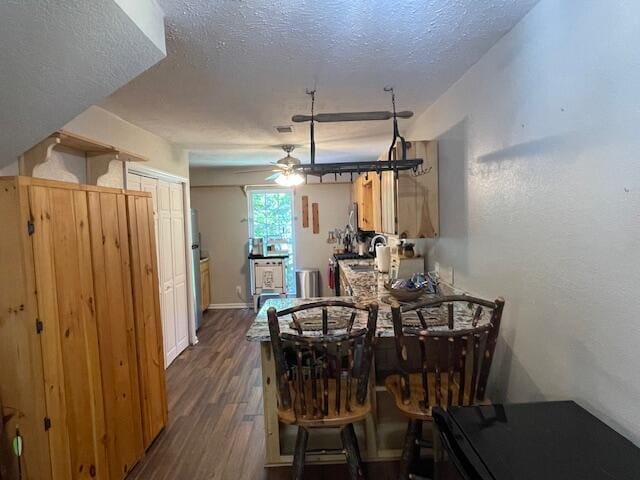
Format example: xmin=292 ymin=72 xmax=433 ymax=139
xmin=380 ymin=140 xmax=439 ymax=238
xmin=351 ymin=173 xmax=381 ymax=232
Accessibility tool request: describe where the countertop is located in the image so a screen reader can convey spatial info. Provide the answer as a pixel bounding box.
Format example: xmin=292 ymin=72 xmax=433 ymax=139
xmin=246 ymin=259 xmax=492 ymax=342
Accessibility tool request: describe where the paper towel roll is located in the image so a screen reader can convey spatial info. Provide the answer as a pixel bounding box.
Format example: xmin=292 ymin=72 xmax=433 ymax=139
xmin=376 ymin=245 xmax=391 ymax=273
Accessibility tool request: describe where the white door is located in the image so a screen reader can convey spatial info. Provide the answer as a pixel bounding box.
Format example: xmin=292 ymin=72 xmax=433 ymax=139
xmin=169 ymin=182 xmax=189 ymax=353
xmin=128 ymin=173 xmax=190 ymax=367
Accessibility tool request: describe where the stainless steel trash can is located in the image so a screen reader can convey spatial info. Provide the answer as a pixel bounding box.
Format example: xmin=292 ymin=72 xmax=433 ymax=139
xmin=296 ymin=268 xmax=320 ymax=298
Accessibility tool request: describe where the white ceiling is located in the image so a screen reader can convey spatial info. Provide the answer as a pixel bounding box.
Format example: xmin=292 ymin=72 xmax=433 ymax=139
xmin=0 ymin=0 xmax=165 ymax=168
xmin=102 ymin=0 xmax=539 ymax=167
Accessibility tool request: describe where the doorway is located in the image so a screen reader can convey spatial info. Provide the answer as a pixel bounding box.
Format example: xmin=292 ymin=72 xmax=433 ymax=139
xmin=248 ymin=188 xmax=296 ymax=294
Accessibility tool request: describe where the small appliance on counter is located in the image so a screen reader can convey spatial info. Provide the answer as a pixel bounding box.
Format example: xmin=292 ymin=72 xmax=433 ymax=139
xmin=265 ymin=238 xmax=291 ymax=256
xmin=249 ymin=237 xmax=264 ymax=257
xmin=375 ymin=245 xmax=391 ymax=273
xmin=389 ymin=244 xmax=426 ymax=280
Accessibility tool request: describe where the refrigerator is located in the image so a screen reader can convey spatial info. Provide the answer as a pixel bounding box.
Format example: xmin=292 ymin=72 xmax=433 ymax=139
xmin=190 ymin=209 xmax=203 ymax=331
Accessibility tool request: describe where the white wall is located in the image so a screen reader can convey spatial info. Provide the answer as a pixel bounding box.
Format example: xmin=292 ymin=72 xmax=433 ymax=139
xmin=408 ymin=0 xmax=640 ymax=443
xmin=64 ymin=106 xmax=188 ymax=178
xmin=293 ymin=184 xmax=353 ymax=296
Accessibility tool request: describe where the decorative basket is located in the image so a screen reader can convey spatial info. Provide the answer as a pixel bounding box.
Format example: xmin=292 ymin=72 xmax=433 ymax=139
xmin=383 ymin=282 xmax=427 ymax=302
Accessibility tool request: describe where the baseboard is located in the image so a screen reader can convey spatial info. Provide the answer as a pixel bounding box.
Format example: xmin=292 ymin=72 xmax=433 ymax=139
xmin=207 ymin=303 xmax=252 ymax=310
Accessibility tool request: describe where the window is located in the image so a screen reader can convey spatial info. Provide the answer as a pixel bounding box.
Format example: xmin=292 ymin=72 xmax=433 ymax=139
xmin=248 ymin=188 xmax=296 ymax=294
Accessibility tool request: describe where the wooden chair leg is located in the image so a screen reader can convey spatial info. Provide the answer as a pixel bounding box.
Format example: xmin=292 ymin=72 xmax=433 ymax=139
xmin=399 ymin=419 xmax=421 ymax=480
xmin=340 ymin=423 xmax=365 ymax=480
xmin=432 ymin=421 xmax=443 ymax=463
xmin=292 ymin=426 xmax=309 ymax=480
xmin=413 ymin=420 xmax=423 ymax=462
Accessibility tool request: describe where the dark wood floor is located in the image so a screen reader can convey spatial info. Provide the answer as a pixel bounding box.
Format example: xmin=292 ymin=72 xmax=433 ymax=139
xmin=128 ymin=309 xmax=454 ymax=479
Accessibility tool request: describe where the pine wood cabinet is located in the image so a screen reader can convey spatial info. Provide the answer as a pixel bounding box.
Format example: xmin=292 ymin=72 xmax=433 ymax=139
xmin=351 ymin=174 xmax=381 ymax=232
xmin=199 ymin=257 xmax=211 ymax=312
xmin=0 ymin=177 xmax=167 ymax=480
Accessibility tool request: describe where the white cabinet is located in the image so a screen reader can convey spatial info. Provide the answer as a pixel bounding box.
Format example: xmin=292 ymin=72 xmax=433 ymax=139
xmin=380 ymin=170 xmax=396 ymax=235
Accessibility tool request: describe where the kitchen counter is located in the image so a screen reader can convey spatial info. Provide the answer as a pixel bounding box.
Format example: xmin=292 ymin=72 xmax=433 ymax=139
xmin=246 ymin=259 xmax=491 ymax=341
xmin=247 ymin=258 xmax=496 ymax=467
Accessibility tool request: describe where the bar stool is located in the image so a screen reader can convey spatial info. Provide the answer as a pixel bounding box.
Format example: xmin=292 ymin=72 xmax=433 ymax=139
xmin=385 ymin=295 xmax=505 ymax=479
xmin=267 ymin=300 xmax=379 ymax=480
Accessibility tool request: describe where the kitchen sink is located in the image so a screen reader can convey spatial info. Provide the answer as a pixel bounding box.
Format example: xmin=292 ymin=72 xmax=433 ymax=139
xmin=349 ymin=264 xmax=375 ymax=272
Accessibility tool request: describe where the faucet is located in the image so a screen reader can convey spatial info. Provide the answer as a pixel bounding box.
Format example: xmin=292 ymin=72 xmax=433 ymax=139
xmin=369 ymin=234 xmax=387 ymax=254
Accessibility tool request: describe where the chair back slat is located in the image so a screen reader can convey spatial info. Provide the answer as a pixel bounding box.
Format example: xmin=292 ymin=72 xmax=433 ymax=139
xmin=267 ymin=301 xmax=378 ymax=422
xmin=322 ymin=342 xmax=329 ymax=416
xmin=291 ymin=312 xmax=303 ymax=334
xmin=472 ymin=306 xmax=483 ymax=327
xmin=347 ymin=311 xmax=357 ymax=333
xmin=419 ymin=337 xmax=429 ymax=408
xmin=390 ymin=295 xmax=504 ymax=412
xmin=334 ymin=342 xmax=342 ymax=413
xmin=434 ymin=337 xmax=442 ymax=405
xmin=310 ymin=348 xmax=318 ymax=416
xmin=322 ymin=306 xmax=328 ymax=334
xmin=446 ymin=337 xmax=455 ymax=407
xmin=295 ymin=344 xmax=307 ymax=415
xmin=416 ymin=310 xmax=428 ymax=329
xmin=346 ymin=343 xmax=354 ymax=412
xmin=457 ymin=336 xmax=468 ymax=406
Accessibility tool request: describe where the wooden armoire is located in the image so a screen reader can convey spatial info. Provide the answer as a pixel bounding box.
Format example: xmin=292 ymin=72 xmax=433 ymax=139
xmin=0 ymin=177 xmax=167 ymax=480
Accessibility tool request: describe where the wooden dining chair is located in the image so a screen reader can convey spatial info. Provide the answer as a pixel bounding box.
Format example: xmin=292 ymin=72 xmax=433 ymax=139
xmin=267 ymin=300 xmax=379 ymax=480
xmin=385 ymin=295 xmax=505 ymax=480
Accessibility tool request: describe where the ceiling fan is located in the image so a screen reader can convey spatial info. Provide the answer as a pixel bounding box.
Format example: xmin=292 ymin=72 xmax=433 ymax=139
xmin=234 ymin=145 xmax=304 ymax=185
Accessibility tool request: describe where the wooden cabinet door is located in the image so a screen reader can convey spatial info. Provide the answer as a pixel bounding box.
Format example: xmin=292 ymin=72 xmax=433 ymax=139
xmin=360 ymin=177 xmax=374 ymax=230
xmin=29 ymin=184 xmax=109 ymax=480
xmin=396 ymin=140 xmax=439 ymax=238
xmin=87 ymin=191 xmax=144 ymax=478
xmin=126 ymin=194 xmax=168 ymax=449
xmin=0 ymin=178 xmax=51 ymax=480
xmin=200 ymin=260 xmax=210 ymax=312
xmin=380 ymin=171 xmax=397 ymax=235
xmin=371 ymin=173 xmax=382 ymax=233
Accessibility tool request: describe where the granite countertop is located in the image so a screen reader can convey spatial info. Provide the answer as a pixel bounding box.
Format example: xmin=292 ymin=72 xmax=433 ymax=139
xmin=246 ymin=259 xmax=492 ymax=342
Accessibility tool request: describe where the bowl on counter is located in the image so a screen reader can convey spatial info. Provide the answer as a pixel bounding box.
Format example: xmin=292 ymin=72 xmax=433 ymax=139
xmin=383 ymin=281 xmax=427 ymax=302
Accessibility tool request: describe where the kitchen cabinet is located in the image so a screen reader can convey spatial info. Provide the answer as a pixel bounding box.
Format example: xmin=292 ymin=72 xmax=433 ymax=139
xmin=126 ymin=193 xmax=168 ymax=450
xmin=351 ymin=174 xmax=381 ymax=231
xmin=0 ymin=177 xmax=167 ymax=479
xmin=380 ymin=170 xmax=396 ymax=235
xmin=379 ymin=140 xmax=439 ymax=237
xmin=87 ymin=190 xmax=144 ymax=478
xmin=200 ymin=257 xmax=211 ymax=312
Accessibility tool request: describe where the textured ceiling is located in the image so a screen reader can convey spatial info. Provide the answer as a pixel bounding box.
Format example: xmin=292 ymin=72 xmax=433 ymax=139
xmin=0 ymin=0 xmax=165 ymax=168
xmin=102 ymin=0 xmax=539 ymax=166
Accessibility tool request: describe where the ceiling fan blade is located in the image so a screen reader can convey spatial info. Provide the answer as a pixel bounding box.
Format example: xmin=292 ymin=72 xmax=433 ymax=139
xmin=265 ymin=172 xmax=282 ymax=180
xmin=270 ymin=162 xmax=291 ymax=169
xmin=234 ymin=167 xmax=277 ymax=174
xmin=292 ymin=110 xmax=413 ymax=123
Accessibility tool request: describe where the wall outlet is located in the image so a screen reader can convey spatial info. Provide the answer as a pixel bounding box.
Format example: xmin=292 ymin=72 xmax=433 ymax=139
xmin=434 ymin=262 xmax=454 ymax=285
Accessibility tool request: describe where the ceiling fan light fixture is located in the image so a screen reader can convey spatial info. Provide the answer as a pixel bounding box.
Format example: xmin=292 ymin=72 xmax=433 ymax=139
xmin=274 ymin=172 xmax=304 ymax=187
